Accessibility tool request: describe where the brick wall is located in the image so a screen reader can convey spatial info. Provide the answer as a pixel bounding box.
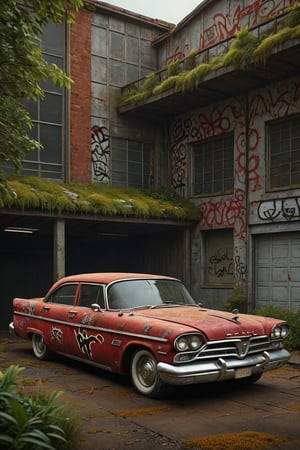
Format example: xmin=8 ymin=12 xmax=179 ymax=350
xmin=70 ymin=8 xmax=92 ymax=183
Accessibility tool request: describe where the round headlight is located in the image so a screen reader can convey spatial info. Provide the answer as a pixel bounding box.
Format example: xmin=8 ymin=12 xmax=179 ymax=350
xmin=272 ymin=326 xmax=281 ymax=338
xmin=176 ymin=336 xmax=189 ymax=351
xmin=280 ymin=324 xmax=289 ymax=338
xmin=189 ymin=335 xmax=202 ymax=350
xmin=175 ymin=334 xmax=203 ymax=352
xmin=271 ymin=324 xmax=290 ymax=339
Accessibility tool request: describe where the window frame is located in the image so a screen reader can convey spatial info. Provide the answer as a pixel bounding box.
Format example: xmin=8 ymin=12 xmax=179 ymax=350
xmin=111 ymin=137 xmax=152 ymax=188
xmin=267 ymin=114 xmax=300 ymax=192
xmin=192 ymin=133 xmax=234 ymax=196
xmin=20 ymin=21 xmax=68 ymax=181
xmin=46 ymin=283 xmax=78 ymax=305
xmin=77 ymin=283 xmax=105 ymax=309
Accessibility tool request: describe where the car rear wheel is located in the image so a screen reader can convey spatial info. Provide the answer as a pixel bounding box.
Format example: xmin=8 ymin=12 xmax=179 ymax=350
xmin=32 ymin=333 xmax=50 ymax=360
xmin=130 ymin=348 xmax=173 ymax=398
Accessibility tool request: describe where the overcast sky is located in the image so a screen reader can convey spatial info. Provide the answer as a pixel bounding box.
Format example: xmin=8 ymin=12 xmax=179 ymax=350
xmin=103 ymin=0 xmax=202 ymax=24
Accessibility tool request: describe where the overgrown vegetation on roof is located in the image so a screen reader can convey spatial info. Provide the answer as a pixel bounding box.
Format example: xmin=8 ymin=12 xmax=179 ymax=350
xmin=119 ymin=2 xmax=300 ymax=106
xmin=0 ymin=176 xmax=199 ymax=220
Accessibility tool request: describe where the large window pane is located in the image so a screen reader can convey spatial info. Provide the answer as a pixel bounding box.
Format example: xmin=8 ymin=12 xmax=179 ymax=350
xmin=40 ymin=93 xmax=62 ymax=124
xmin=193 ymin=134 xmax=234 ymax=195
xmin=40 ymin=124 xmax=62 ymax=164
xmin=268 ymin=115 xmax=300 ymax=190
xmin=22 ymin=22 xmax=65 ymax=181
xmin=111 ymin=138 xmax=151 ymax=188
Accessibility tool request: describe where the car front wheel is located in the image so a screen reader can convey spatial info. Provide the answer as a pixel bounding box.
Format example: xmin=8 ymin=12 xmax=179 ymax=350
xmin=130 ymin=348 xmax=173 ymax=398
xmin=32 ymin=333 xmax=50 ymax=360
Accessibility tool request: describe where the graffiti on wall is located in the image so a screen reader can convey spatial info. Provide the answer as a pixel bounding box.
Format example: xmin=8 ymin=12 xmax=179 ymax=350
xmin=234 ymin=246 xmax=247 ymax=280
xmin=200 ymin=0 xmax=295 ymax=49
xmin=170 ymin=103 xmax=244 ymax=193
xmin=208 ymin=247 xmax=234 ymax=279
xmin=199 ymin=194 xmax=246 ymax=239
xmin=165 ymin=0 xmax=296 ymax=65
xmin=170 ymin=78 xmax=300 ymax=222
xmin=91 ymin=125 xmax=110 ymax=183
xmin=258 ymin=198 xmax=300 ymax=222
xmin=166 ymin=43 xmax=190 ymax=65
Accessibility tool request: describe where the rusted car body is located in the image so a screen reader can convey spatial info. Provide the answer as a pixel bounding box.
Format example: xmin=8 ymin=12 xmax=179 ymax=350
xmin=9 ymin=273 xmax=290 ymax=398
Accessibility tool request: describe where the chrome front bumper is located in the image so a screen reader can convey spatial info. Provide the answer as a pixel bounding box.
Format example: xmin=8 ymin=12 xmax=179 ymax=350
xmin=157 ymin=349 xmax=290 ymax=386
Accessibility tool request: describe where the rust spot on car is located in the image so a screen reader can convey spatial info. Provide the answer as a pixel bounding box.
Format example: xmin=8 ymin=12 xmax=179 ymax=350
xmin=162 ymin=329 xmax=170 ymax=338
xmin=143 ymin=325 xmax=152 ymax=334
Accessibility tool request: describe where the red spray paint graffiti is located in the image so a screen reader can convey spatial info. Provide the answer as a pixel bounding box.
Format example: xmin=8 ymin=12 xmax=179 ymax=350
xmin=200 ymin=0 xmax=296 ymax=49
xmin=199 ymin=194 xmax=246 ymax=239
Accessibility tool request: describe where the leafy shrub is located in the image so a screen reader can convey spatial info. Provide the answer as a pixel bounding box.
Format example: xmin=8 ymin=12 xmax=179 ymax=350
xmin=225 ymin=285 xmax=246 ymax=312
xmin=0 ymin=365 xmax=78 ymax=450
xmin=252 ymin=306 xmax=300 ymax=351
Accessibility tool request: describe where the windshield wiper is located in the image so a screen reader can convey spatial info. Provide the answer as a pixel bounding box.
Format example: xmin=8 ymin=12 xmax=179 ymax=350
xmin=130 ymin=305 xmax=156 ymax=311
xmin=150 ymin=302 xmax=181 ymax=309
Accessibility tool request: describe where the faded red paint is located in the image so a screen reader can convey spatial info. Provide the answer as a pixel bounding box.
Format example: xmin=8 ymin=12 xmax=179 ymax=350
xmin=70 ymin=8 xmax=92 ymax=183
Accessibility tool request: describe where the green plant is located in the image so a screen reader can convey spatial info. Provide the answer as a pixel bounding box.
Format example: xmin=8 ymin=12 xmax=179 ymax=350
xmin=184 ymin=50 xmax=198 ymax=70
xmin=253 ymin=25 xmax=300 ymax=64
xmin=285 ymin=1 xmax=300 ymax=28
xmin=0 ymin=176 xmax=199 ymax=220
xmin=152 ymin=74 xmax=184 ymax=95
xmin=177 ymin=63 xmax=211 ymax=92
xmin=0 ymin=365 xmax=78 ymax=449
xmin=223 ymin=27 xmax=259 ymax=69
xmin=252 ymin=306 xmax=300 ymax=351
xmin=118 ymin=4 xmax=298 ymax=107
xmin=167 ymin=59 xmax=181 ymax=77
xmin=225 ymin=285 xmax=246 ymax=312
xmin=141 ymin=72 xmax=159 ymax=93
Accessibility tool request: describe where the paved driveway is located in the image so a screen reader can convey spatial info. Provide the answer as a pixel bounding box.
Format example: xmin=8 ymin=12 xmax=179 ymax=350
xmin=1 ymin=334 xmax=300 ymax=450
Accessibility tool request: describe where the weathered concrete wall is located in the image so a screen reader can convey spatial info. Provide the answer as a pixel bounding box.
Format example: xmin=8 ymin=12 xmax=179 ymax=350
xmin=247 ymin=77 xmax=300 ymax=225
xmin=168 ymin=75 xmax=300 ymax=308
xmin=90 ymin=11 xmax=166 ymax=186
xmin=157 ymin=0 xmax=297 ymax=67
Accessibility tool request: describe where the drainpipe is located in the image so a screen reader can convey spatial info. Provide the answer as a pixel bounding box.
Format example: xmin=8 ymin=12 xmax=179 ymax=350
xmin=244 ymin=92 xmax=250 ymax=311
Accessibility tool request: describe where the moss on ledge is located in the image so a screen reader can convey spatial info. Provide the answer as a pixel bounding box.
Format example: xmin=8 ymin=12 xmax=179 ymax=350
xmin=0 ymin=176 xmax=199 ymax=221
xmin=119 ymin=2 xmax=300 ymax=107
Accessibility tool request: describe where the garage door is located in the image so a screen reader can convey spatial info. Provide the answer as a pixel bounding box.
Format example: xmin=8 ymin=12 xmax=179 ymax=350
xmin=255 ymin=233 xmax=300 ymax=311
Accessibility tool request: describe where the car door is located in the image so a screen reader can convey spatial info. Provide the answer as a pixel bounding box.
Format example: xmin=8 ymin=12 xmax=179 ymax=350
xmin=65 ymin=283 xmax=110 ymax=365
xmin=41 ymin=282 xmax=79 ymax=354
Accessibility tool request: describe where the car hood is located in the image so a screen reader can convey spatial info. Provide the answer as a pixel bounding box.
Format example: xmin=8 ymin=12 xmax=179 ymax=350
xmin=135 ymin=306 xmax=278 ymax=340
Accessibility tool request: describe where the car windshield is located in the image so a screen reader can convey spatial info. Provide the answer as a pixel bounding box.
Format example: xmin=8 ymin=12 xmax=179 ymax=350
xmin=107 ymin=279 xmax=196 ymax=310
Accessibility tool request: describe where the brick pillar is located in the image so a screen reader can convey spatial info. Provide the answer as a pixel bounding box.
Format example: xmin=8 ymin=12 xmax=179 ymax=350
xmin=70 ymin=8 xmax=92 ymax=183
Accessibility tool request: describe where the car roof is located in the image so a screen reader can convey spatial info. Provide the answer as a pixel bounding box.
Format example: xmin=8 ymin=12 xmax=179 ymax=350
xmin=56 ymin=272 xmax=179 ymax=285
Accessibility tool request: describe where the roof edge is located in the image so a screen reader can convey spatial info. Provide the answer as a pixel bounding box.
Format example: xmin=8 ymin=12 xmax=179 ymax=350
xmin=84 ymin=0 xmax=175 ymax=30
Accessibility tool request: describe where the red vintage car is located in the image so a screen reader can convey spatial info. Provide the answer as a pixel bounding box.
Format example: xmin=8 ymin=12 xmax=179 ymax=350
xmin=9 ymin=272 xmax=290 ymax=398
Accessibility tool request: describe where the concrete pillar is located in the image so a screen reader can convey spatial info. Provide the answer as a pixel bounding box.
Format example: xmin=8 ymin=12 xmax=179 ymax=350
xmin=54 ymin=219 xmax=65 ymax=281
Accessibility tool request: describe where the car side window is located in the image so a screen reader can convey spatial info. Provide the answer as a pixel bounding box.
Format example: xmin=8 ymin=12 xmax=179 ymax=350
xmin=47 ymin=284 xmax=78 ymax=305
xmin=78 ymin=284 xmax=105 ymax=309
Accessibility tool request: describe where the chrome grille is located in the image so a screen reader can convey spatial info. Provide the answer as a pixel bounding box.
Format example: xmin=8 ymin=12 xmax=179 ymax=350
xmin=196 ymin=335 xmax=272 ymax=360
